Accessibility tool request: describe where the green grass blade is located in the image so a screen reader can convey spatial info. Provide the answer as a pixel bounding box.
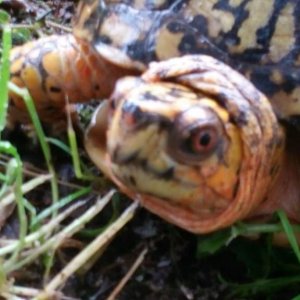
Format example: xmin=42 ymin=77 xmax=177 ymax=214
xmin=0 ymin=261 xmax=7 ymax=292
xmin=46 ymin=137 xmax=72 ymax=155
xmin=31 ymin=186 xmax=91 ymax=229
xmin=8 ymin=83 xmax=59 ymax=214
xmin=0 ymin=25 xmax=11 ymax=133
xmin=0 ymin=142 xmax=26 ymax=265
xmin=68 ymin=124 xmax=83 ymax=179
xmin=229 ymin=275 xmax=300 ymax=298
xmin=46 ymin=136 xmax=93 ymax=179
xmin=277 ymin=210 xmax=300 ymax=263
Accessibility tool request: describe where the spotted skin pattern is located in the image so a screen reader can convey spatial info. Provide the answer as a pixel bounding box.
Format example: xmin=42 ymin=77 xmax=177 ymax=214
xmin=10 ymin=0 xmax=300 ymax=121
xmin=10 ymin=34 xmax=137 ymax=121
xmin=8 ymin=1 xmax=300 ymax=236
xmin=86 ymin=55 xmax=285 ymax=233
xmin=74 ymin=0 xmax=300 ymax=119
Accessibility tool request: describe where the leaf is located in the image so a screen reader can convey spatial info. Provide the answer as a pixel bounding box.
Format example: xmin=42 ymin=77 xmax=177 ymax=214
xmin=0 ymin=9 xmax=10 ymax=24
xmin=196 ymin=229 xmax=231 ymax=258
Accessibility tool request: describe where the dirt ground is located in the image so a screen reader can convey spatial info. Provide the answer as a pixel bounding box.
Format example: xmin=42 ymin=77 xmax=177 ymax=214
xmin=1 ymin=1 xmax=300 ymax=299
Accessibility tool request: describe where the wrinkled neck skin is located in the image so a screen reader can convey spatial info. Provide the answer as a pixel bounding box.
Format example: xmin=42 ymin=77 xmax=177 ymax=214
xmin=85 ymin=55 xmax=298 ymax=241
xmin=85 ymin=98 xmax=290 ymax=232
xmin=251 ymin=125 xmax=300 ymax=224
xmin=87 ymin=109 xmax=300 ymax=246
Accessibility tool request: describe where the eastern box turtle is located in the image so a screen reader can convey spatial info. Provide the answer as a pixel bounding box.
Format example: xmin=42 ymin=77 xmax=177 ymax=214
xmin=8 ymin=0 xmax=300 ymax=235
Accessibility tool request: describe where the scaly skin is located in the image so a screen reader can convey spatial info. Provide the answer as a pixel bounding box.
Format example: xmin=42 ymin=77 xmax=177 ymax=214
xmin=7 ymin=0 xmax=300 ymax=239
xmin=75 ymin=0 xmax=300 ymax=120
xmin=10 ymin=0 xmax=300 ymax=122
xmin=9 ymin=34 xmax=136 ymax=122
xmin=85 ymin=55 xmax=285 ymax=233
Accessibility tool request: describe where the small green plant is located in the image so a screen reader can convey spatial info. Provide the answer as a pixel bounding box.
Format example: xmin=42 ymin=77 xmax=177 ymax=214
xmin=0 ymin=17 xmax=138 ymax=299
xmin=197 ymin=215 xmax=300 ymax=299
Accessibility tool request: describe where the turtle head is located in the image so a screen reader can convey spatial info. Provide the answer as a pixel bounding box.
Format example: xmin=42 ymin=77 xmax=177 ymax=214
xmin=85 ymin=55 xmax=285 ymax=233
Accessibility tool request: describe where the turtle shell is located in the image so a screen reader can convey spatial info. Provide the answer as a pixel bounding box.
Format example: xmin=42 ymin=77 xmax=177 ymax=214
xmin=73 ymin=0 xmax=300 ymax=119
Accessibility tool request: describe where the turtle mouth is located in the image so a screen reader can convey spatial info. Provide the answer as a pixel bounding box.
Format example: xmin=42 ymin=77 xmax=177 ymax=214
xmin=84 ymin=100 xmax=111 ymax=177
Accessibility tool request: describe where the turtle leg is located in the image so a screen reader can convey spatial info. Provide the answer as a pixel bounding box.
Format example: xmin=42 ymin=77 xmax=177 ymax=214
xmin=9 ymin=34 xmax=137 ymax=123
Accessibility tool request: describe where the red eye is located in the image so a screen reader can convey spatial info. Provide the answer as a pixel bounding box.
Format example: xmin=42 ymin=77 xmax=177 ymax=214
xmin=190 ymin=128 xmax=218 ymax=154
xmin=167 ymin=106 xmax=223 ymax=164
xmin=168 ymin=126 xmax=219 ymax=164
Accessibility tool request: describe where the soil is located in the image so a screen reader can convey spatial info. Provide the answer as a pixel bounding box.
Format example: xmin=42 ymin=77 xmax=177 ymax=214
xmin=1 ymin=1 xmax=300 ymax=299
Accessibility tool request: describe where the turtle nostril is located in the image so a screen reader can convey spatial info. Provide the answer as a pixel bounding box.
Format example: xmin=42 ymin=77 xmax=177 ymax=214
xmin=120 ymin=101 xmax=148 ymax=130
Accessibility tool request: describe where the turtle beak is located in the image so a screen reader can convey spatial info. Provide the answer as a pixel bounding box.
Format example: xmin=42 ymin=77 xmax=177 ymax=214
xmin=84 ymin=77 xmax=145 ymax=178
xmin=84 ymin=100 xmax=111 ymax=177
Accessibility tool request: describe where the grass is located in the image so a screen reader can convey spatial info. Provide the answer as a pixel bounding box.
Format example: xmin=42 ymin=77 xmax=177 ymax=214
xmin=0 ymin=15 xmax=138 ymax=299
xmin=197 ymin=222 xmax=300 ymax=298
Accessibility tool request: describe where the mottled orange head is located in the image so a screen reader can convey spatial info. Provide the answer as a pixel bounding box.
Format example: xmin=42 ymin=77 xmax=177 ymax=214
xmin=85 ymin=55 xmax=285 ymax=233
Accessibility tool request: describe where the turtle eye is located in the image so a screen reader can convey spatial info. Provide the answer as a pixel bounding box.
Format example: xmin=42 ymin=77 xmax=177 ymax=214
xmin=167 ymin=107 xmax=222 ymax=164
xmin=181 ymin=126 xmax=218 ymax=155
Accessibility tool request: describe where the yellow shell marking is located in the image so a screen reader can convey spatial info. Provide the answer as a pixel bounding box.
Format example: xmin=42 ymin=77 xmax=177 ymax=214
xmin=234 ymin=0 xmax=275 ymax=53
xmin=267 ymin=2 xmax=296 ymax=63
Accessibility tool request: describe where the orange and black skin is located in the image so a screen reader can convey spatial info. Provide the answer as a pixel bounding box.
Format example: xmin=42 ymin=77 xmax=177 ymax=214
xmin=75 ymin=0 xmax=300 ymax=119
xmin=9 ymin=34 xmax=137 ymax=122
xmin=7 ymin=0 xmax=300 ymax=235
xmin=85 ymin=55 xmax=286 ymax=234
xmin=10 ymin=0 xmax=300 ymax=121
